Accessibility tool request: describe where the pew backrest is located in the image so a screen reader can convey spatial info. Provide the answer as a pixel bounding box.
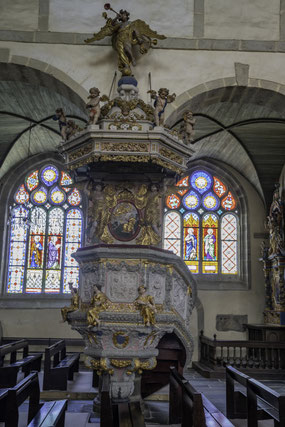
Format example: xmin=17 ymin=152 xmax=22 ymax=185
xmin=247 ymin=377 xmax=285 ymax=426
xmin=0 ymin=339 xmax=28 ymax=366
xmin=226 ymin=365 xmax=250 ymax=418
xmin=44 ymin=340 xmax=66 ymax=371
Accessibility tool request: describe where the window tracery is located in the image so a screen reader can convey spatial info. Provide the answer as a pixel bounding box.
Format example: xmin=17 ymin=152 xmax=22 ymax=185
xmin=163 ymin=170 xmax=239 ymax=277
xmin=7 ymin=165 xmax=83 ymax=294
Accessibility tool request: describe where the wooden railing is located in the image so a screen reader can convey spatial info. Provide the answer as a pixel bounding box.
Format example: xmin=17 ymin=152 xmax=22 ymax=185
xmin=199 ymin=331 xmax=285 ymax=370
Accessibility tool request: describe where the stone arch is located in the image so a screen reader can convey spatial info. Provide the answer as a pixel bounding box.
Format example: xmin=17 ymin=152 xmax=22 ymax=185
xmin=3 ymin=51 xmax=88 ymax=102
xmin=166 ymin=77 xmax=285 ymax=126
xmin=166 ymin=80 xmax=285 ymax=206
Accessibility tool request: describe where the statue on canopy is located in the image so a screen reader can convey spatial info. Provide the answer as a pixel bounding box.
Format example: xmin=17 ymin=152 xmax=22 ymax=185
xmin=85 ymin=4 xmax=166 ymax=76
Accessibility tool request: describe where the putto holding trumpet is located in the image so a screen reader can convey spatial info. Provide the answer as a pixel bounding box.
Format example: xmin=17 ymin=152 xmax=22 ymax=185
xmin=85 ymin=4 xmax=166 ymax=76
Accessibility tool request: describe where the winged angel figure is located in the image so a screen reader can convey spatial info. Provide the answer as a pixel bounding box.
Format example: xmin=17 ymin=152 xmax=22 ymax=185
xmin=85 ymin=4 xmax=166 ymax=76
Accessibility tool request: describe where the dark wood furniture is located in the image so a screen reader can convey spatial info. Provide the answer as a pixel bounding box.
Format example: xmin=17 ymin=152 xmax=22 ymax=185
xmin=193 ymin=331 xmax=285 ymax=378
xmin=2 ymin=371 xmax=67 ymax=427
xmin=43 ymin=339 xmax=80 ymax=390
xmin=169 ymin=366 xmax=234 ymax=426
xmin=141 ymin=332 xmax=186 ymax=398
xmin=226 ymin=365 xmax=285 ymax=425
xmin=226 ymin=365 xmax=250 ymax=419
xmin=0 ymin=339 xmax=42 ymax=387
xmin=247 ymin=377 xmax=285 ymax=427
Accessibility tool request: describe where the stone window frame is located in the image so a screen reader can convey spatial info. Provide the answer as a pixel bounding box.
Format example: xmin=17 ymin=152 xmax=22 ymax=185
xmin=0 ymin=154 xmax=86 ymax=308
xmin=163 ymin=160 xmax=250 ymax=291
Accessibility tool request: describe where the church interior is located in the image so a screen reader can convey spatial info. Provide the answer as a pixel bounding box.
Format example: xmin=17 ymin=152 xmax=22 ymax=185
xmin=0 ymin=0 xmax=285 ymax=426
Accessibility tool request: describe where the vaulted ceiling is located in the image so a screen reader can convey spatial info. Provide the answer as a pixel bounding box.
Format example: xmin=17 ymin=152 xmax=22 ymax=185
xmin=169 ymin=87 xmax=285 ymax=208
xmin=0 ymin=64 xmax=87 ymax=180
xmin=0 ymin=65 xmax=284 ymax=209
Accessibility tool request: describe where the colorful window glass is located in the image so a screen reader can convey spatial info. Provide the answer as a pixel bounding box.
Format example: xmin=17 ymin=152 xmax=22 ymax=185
xmin=163 ymin=169 xmax=239 ymax=277
xmin=6 ymin=165 xmax=83 ymax=294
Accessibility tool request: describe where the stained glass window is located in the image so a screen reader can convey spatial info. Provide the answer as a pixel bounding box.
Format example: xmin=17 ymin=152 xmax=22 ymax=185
xmin=163 ymin=169 xmax=239 ymax=277
xmin=6 ymin=165 xmax=83 ymax=294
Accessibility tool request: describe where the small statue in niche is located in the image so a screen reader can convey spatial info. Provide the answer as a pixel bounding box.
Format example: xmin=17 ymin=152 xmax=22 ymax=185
xmin=87 ymin=286 xmax=109 ymax=327
xmin=61 ymin=283 xmax=80 ymax=322
xmin=135 ymin=285 xmax=157 ymax=327
xmin=53 ymin=108 xmax=67 ymax=140
xmin=260 ymin=240 xmax=269 ymax=260
xmin=86 ymin=87 xmax=109 ymax=125
xmin=148 ymin=88 xmax=176 ymax=127
xmin=179 ymin=111 xmax=196 ymax=144
xmin=267 ymin=184 xmax=284 ymax=256
xmin=136 ymin=184 xmax=161 ymax=246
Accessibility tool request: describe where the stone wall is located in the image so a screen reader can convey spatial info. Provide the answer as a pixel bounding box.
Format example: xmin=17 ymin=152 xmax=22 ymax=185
xmin=0 ymin=0 xmax=283 ymax=42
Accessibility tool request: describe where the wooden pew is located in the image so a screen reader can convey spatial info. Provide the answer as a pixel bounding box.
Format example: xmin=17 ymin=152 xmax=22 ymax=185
xmin=3 ymin=372 xmax=67 ymax=427
xmin=247 ymin=377 xmax=285 ymax=427
xmin=43 ymin=340 xmax=80 ymax=390
xmin=169 ymin=366 xmax=234 ymax=426
xmin=226 ymin=365 xmax=249 ymax=419
xmin=0 ymin=339 xmax=42 ymax=387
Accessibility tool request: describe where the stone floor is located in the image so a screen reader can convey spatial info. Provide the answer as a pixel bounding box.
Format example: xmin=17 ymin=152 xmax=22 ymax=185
xmin=3 ymin=369 xmax=285 ymax=426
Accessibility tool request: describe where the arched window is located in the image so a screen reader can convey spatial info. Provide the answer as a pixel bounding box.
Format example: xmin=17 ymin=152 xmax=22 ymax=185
xmin=164 ymin=170 xmax=239 ymax=277
xmin=7 ymin=165 xmax=83 ymax=294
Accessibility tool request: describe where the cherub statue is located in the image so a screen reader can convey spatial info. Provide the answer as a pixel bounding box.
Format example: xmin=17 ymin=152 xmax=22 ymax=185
xmin=135 ymin=285 xmax=157 ymax=327
xmin=66 ymin=120 xmax=80 ymax=140
xmin=53 ymin=108 xmax=67 ymax=140
xmin=87 ymin=286 xmax=109 ymax=327
xmin=86 ymin=87 xmax=101 ymax=125
xmin=84 ymin=4 xmax=166 ymax=76
xmin=148 ymin=88 xmax=176 ymax=127
xmin=179 ymin=111 xmax=196 ymax=144
xmin=61 ymin=283 xmax=80 ymax=322
xmin=86 ymin=87 xmax=109 ymax=125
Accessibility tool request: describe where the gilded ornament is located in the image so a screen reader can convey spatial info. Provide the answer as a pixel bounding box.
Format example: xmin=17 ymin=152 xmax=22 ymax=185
xmin=69 ymin=144 xmax=93 ymax=161
xmin=101 ymin=142 xmax=148 ymax=152
xmin=87 ymin=286 xmax=109 ymax=327
xmin=93 ymin=185 xmax=117 ymax=243
xmin=84 ymin=5 xmax=166 ymax=76
xmin=112 ymin=331 xmax=130 ymax=348
xmin=136 ymin=188 xmax=161 ymax=246
xmin=90 ymin=358 xmax=114 ymax=375
xmin=100 ymin=154 xmax=149 ymax=163
xmin=110 ymin=359 xmax=132 ymax=368
xmin=131 ymin=357 xmax=157 ymax=374
xmin=152 ymin=157 xmax=183 ymax=174
xmin=61 ymin=284 xmax=80 ymax=322
xmin=159 ymin=147 xmax=183 ymax=164
xmin=134 ymin=285 xmax=157 ymax=327
xmin=144 ymin=330 xmax=158 ymax=347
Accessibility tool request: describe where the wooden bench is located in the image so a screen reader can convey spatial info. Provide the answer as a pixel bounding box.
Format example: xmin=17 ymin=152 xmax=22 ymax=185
xmin=43 ymin=339 xmax=80 ymax=390
xmin=169 ymin=366 xmax=234 ymax=426
xmin=0 ymin=339 xmax=42 ymax=387
xmin=247 ymin=377 xmax=285 ymax=427
xmin=226 ymin=365 xmax=250 ymax=419
xmin=2 ymin=371 xmax=67 ymax=426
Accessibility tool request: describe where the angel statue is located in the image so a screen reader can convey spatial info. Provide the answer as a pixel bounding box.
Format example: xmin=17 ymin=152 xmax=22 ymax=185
xmin=84 ymin=4 xmax=166 ymax=76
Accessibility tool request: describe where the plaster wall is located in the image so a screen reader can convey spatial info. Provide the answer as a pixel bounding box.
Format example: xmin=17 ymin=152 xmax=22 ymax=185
xmin=0 ymin=0 xmax=281 ymax=41
xmin=204 ymin=0 xmax=280 ymax=40
xmin=0 ymin=0 xmax=39 ymax=31
xmin=2 ymin=41 xmax=285 ymax=106
xmin=196 ymin=167 xmax=266 ymax=344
